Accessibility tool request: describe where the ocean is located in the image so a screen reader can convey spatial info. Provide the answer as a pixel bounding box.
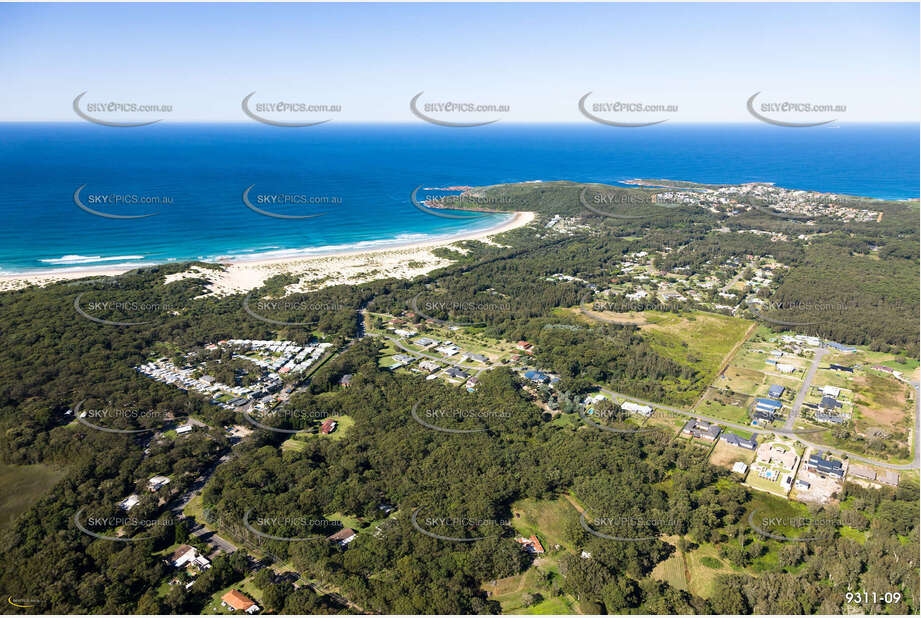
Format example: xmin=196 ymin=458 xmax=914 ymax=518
xmin=0 ymin=122 xmax=917 ymax=274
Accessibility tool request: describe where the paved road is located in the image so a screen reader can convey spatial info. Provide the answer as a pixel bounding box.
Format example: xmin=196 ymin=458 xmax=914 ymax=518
xmin=786 ymin=348 xmax=827 ymax=429
xmin=189 ymin=522 xmax=238 ymax=553
xmin=720 ymin=266 xmax=749 ymax=293
xmin=599 ymin=387 xmax=919 ymax=471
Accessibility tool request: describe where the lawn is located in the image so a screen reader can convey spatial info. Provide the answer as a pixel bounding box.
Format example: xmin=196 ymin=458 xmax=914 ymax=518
xmin=695 ymin=389 xmax=751 ymax=424
xmin=509 ymin=497 xmax=581 ymax=552
xmin=0 ymin=463 xmax=65 ymax=533
xmin=282 ymin=414 xmax=355 ymax=448
xmin=482 ymin=564 xmax=575 ymax=615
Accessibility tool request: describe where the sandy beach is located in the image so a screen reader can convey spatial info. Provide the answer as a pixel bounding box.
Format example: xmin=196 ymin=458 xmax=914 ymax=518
xmin=0 ymin=210 xmax=536 ymax=295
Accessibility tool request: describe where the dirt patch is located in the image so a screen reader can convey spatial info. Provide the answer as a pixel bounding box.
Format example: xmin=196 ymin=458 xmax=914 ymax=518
xmin=852 ymin=373 xmax=912 ymax=431
xmin=709 ymin=441 xmax=756 ymax=469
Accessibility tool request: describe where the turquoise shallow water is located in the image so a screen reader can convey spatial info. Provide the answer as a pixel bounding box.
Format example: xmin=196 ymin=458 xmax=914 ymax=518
xmin=0 ymin=122 xmax=917 ymax=274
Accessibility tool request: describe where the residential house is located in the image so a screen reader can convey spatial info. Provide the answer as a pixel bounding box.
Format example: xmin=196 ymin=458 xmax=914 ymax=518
xmin=221 ymin=589 xmax=259 ymax=614
xmin=413 ymin=337 xmax=439 ymax=348
xmin=417 ymin=360 xmax=440 ymax=373
xmin=755 ymin=398 xmax=783 ymax=413
xmin=435 ymin=344 xmax=461 ymax=357
xmin=767 ymin=384 xmax=785 ymax=398
xmin=328 ymin=528 xmax=357 ymax=547
xmin=119 ymin=494 xmax=140 ymax=511
xmin=176 ymin=423 xmax=193 ymax=435
xmin=722 ymin=432 xmax=758 ymax=450
xmin=815 ymin=412 xmax=848 ymax=424
xmin=444 ymin=367 xmax=470 ymax=381
xmin=514 ymin=535 xmax=545 ymax=554
xmin=171 ymin=544 xmax=211 ymax=570
xmin=524 ymin=370 xmax=549 ymax=384
xmin=516 ymin=341 xmax=534 ymax=354
xmin=148 ymin=476 xmax=171 ymax=491
xmin=821 ymin=385 xmax=841 ymax=398
xmin=682 ymin=419 xmax=721 ymax=441
xmin=806 ymin=453 xmax=844 ymax=479
xmin=320 ymin=419 xmax=337 ymax=435
xmin=756 ymin=444 xmax=797 ymax=470
xmin=621 ymin=401 xmax=653 ymax=417
xmin=819 ymin=396 xmax=842 ymax=411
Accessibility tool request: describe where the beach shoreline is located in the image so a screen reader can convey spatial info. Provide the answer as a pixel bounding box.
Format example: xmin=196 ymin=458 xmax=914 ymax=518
xmin=0 ymin=210 xmax=536 ymax=293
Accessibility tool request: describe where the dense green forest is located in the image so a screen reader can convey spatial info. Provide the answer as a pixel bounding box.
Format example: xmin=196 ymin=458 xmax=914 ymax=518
xmin=0 ymin=180 xmax=917 ymax=614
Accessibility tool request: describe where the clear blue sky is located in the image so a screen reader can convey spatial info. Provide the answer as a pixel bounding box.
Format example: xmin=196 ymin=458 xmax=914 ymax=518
xmin=1 ymin=2 xmax=917 ymax=122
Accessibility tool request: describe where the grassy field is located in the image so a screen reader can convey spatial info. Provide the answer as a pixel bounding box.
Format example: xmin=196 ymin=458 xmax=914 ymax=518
xmin=695 ymin=389 xmax=751 ymax=424
xmin=652 ymin=537 xmax=749 ymax=599
xmin=482 ymin=564 xmax=575 ymax=615
xmin=0 ymin=462 xmax=65 ymax=533
xmin=639 ymin=311 xmax=753 ymax=385
xmin=570 ymin=308 xmax=753 ymax=403
xmin=718 ymin=365 xmax=766 ymax=396
xmin=509 ymin=497 xmax=581 ymax=552
xmin=281 ymin=414 xmax=355 ymax=451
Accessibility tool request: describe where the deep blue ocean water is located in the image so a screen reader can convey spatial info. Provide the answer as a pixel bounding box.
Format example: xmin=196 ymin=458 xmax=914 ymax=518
xmin=0 ymin=123 xmax=917 ymax=274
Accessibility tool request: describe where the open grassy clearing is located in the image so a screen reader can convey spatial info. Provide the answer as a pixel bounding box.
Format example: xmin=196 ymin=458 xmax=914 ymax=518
xmin=0 ymin=462 xmax=65 ymax=533
xmin=510 ymin=497 xmax=581 ymax=552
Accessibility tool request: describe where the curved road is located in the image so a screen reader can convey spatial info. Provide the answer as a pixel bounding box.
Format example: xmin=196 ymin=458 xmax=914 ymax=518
xmin=600 ymin=386 xmax=919 ymax=471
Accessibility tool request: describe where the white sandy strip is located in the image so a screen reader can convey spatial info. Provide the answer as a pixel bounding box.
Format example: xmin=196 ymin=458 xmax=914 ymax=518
xmin=0 ymin=211 xmax=536 ymax=295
